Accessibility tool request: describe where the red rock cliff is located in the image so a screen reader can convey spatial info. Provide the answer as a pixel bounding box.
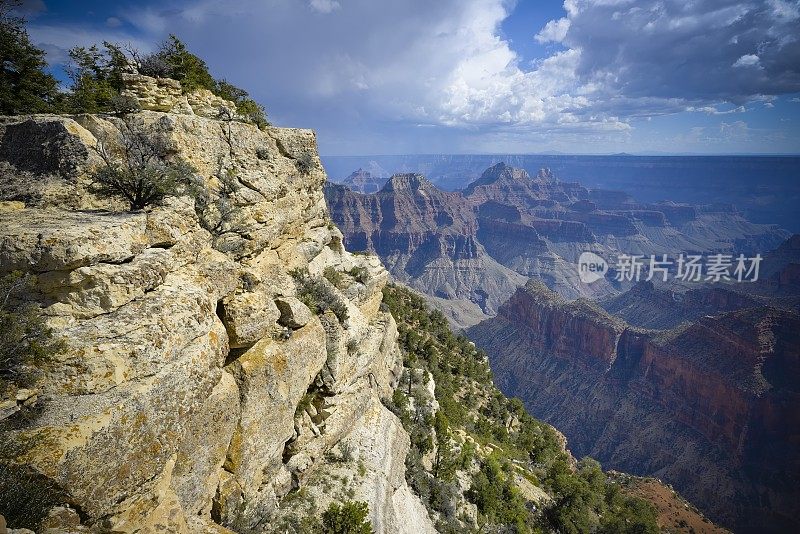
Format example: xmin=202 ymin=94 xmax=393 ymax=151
xmin=469 ymin=282 xmax=800 ymax=532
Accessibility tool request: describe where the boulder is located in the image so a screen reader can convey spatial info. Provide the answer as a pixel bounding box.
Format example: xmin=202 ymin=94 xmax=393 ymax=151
xmin=220 ymin=290 xmax=281 ymax=347
xmin=275 ymin=296 xmax=313 ymax=328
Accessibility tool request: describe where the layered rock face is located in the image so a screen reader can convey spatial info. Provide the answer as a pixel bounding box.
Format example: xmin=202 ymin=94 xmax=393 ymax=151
xmin=600 ymin=280 xmax=763 ymax=329
xmin=0 ymin=104 xmax=434 ymax=532
xmin=325 ymin=175 xmax=525 ymax=327
xmin=463 ymin=163 xmax=787 ymax=292
xmin=468 ymin=280 xmax=800 ymax=532
xmin=121 ymin=73 xmax=237 ymax=118
xmin=327 ymin=162 xmax=788 ymax=327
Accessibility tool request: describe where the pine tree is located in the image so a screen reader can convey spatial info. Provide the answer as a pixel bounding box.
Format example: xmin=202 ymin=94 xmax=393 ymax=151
xmin=320 ymin=501 xmax=373 ymax=534
xmin=1 ymin=272 xmax=64 ymax=393
xmin=432 ymin=411 xmax=456 ymax=482
xmin=66 ymin=43 xmax=126 ymax=113
xmin=0 ymin=0 xmax=60 ymax=114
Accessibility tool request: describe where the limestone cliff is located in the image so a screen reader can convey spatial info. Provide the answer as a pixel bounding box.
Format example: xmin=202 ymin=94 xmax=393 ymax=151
xmin=0 ymin=79 xmax=435 ymax=532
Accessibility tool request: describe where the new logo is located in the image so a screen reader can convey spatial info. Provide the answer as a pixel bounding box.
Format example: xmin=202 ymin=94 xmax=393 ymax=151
xmin=578 ymin=251 xmax=608 ymax=284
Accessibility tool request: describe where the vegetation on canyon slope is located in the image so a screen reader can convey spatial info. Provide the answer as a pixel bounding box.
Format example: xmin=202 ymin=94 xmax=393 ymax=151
xmin=382 ymin=283 xmax=659 ymax=534
xmin=0 ymin=272 xmax=63 ymax=396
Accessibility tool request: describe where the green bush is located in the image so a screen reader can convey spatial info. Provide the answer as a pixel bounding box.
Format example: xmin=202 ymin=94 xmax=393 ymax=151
xmin=296 ymin=152 xmax=316 ymax=174
xmin=323 ymin=266 xmax=344 ymax=288
xmin=0 ymin=11 xmax=270 ymax=126
xmin=0 ymin=272 xmax=64 ymax=394
xmin=109 ymin=93 xmax=141 ymax=116
xmin=256 ymin=146 xmax=270 ymax=160
xmin=290 ymin=269 xmax=349 ymax=323
xmin=214 ymin=79 xmax=269 ymax=129
xmin=598 ymin=486 xmax=659 ymax=534
xmin=348 ymin=266 xmax=369 ymax=284
xmin=320 ymin=500 xmax=373 ymax=534
xmin=89 ymin=120 xmax=196 ymax=211
xmin=337 ymin=441 xmax=354 ymax=463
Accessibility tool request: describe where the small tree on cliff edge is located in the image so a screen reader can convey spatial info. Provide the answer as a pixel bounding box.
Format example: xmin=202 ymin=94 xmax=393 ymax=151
xmin=1 ymin=272 xmax=64 ymax=394
xmin=136 ymin=35 xmax=269 ymax=129
xmin=320 ymin=500 xmax=373 ymax=534
xmin=66 ymin=41 xmax=131 ymax=113
xmin=90 ymin=119 xmax=196 ymax=211
xmin=0 ymin=0 xmax=61 ymax=114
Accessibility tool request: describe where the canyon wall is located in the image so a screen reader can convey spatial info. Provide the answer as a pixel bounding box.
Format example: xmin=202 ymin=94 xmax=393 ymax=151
xmin=325 ymin=176 xmax=525 ymax=327
xmin=469 ymin=280 xmax=800 ymax=532
xmin=327 ymin=163 xmax=789 ymax=328
xmin=0 ymin=81 xmax=434 ymax=533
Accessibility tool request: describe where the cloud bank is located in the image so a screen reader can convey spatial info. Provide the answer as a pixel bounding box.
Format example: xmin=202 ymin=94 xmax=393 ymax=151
xmin=27 ymin=0 xmax=800 ymax=153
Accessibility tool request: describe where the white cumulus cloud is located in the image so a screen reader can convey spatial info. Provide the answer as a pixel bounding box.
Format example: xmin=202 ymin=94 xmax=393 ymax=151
xmin=25 ymin=0 xmax=800 ymax=153
xmin=535 ymin=17 xmax=570 ymax=44
xmin=309 ymin=0 xmax=341 ymax=14
xmin=732 ymin=54 xmax=761 ymax=68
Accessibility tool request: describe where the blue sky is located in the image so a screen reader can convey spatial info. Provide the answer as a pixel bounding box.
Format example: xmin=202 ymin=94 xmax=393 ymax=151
xmin=19 ymin=0 xmax=800 ymax=155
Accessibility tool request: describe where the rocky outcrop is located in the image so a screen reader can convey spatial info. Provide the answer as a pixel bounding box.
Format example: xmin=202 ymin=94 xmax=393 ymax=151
xmin=121 ymin=73 xmax=239 ymax=119
xmin=0 ymin=109 xmax=434 ymax=532
xmin=269 ymin=395 xmax=436 ymax=534
xmin=121 ymin=74 xmax=187 ymax=112
xmin=468 ymin=281 xmax=800 ymax=532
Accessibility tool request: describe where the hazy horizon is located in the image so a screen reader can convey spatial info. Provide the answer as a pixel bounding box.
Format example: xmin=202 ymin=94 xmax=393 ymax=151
xmin=320 ymin=151 xmax=800 ymax=157
xmin=321 ymin=153 xmax=800 ymax=232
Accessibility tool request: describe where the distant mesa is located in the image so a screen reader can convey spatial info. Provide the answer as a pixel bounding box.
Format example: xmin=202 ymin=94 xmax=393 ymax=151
xmin=339 ymin=167 xmax=388 ymax=194
xmin=380 ymin=173 xmax=430 ymax=193
xmin=326 ymin=161 xmax=788 ymax=329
